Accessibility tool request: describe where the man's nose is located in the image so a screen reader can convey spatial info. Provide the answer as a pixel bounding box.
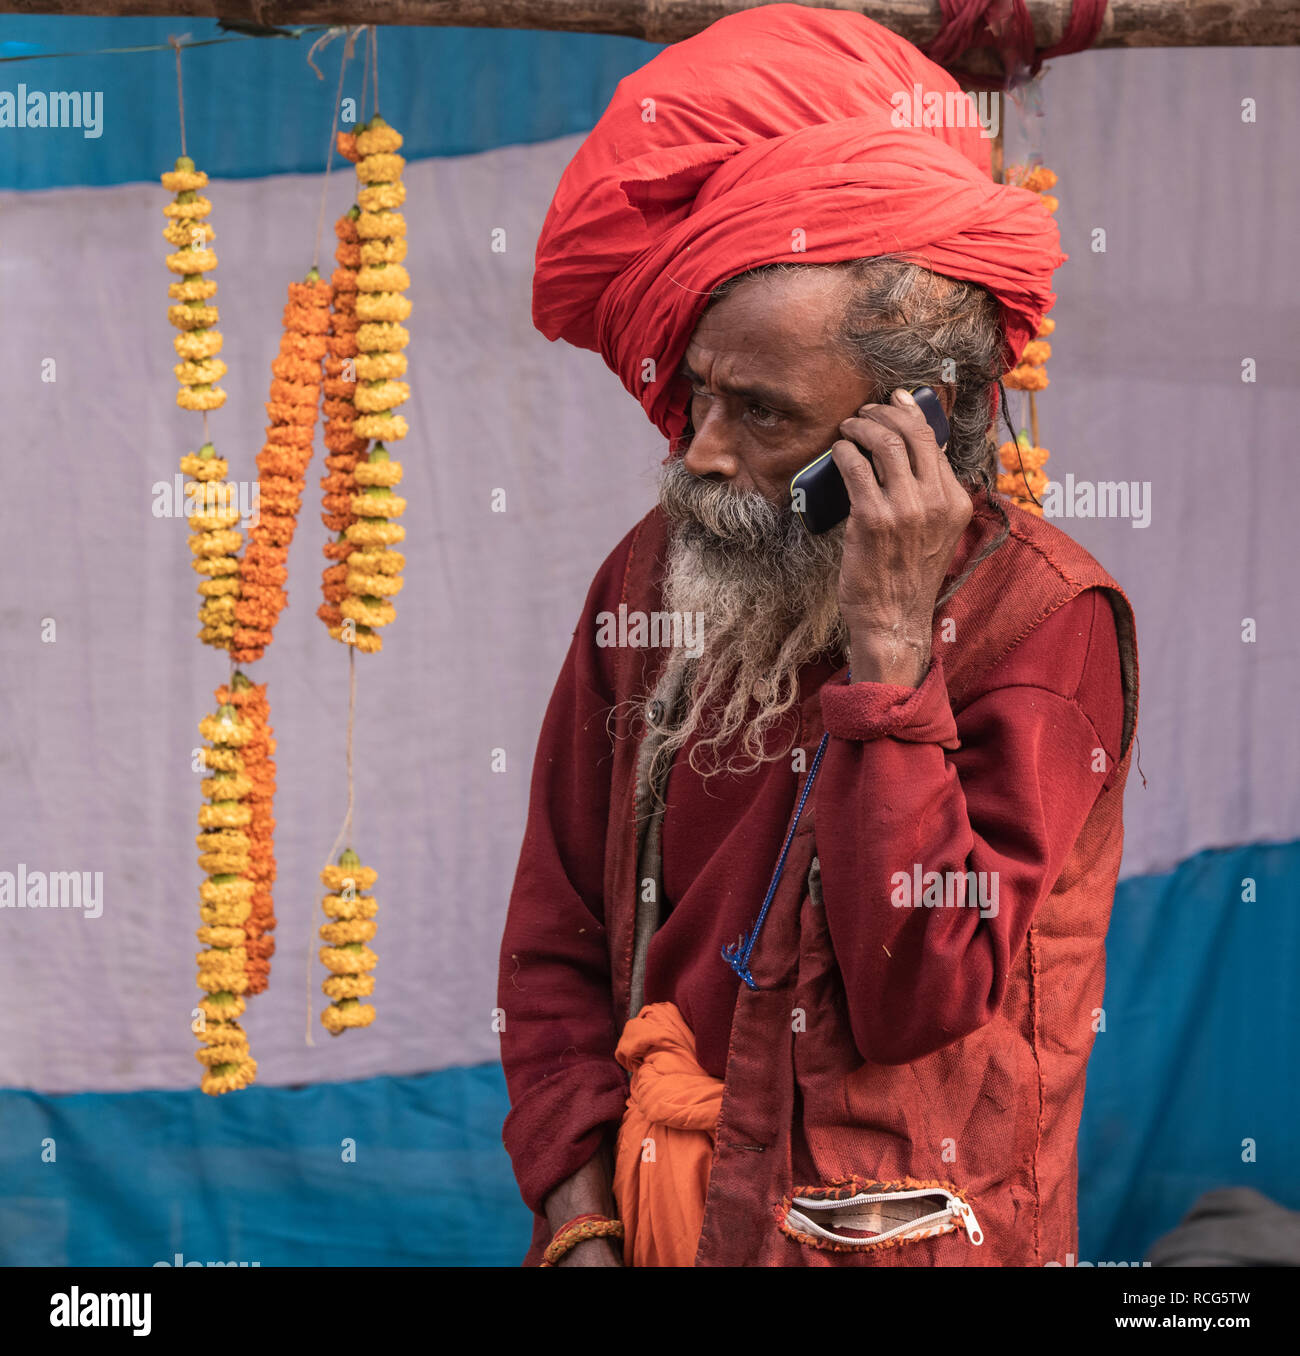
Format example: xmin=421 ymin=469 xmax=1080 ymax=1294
xmin=681 ymin=405 xmax=740 ymax=481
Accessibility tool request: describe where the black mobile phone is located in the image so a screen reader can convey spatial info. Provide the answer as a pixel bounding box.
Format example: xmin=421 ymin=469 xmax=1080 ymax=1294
xmin=790 ymin=386 xmax=950 ymax=534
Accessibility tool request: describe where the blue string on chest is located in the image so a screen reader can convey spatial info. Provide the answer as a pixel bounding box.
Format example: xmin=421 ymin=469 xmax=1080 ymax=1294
xmin=720 ymin=671 xmax=847 ymax=989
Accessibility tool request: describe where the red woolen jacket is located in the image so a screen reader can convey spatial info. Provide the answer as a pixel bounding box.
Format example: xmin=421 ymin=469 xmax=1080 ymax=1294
xmin=498 ymin=491 xmax=1139 ymax=1265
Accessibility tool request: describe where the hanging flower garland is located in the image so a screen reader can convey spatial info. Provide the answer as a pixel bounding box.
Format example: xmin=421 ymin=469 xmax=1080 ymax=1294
xmin=318 ymin=849 xmax=379 ymax=1036
xmin=999 ymin=163 xmax=1058 ymax=514
xmin=181 ymin=442 xmax=243 ymax=650
xmin=163 ymin=157 xmax=241 ymax=651
xmin=318 ymin=181 xmax=368 ymax=635
xmin=310 ymin=110 xmax=409 ymax=1042
xmin=164 ymin=37 xmax=410 ymax=1079
xmin=230 ymin=272 xmax=333 ymax=665
xmin=329 ymin=115 xmax=410 ymax=655
xmin=162 ymin=157 xmax=227 ymax=414
xmin=195 ymin=700 xmax=258 ymax=1094
xmin=215 ymin=673 xmax=277 ymax=995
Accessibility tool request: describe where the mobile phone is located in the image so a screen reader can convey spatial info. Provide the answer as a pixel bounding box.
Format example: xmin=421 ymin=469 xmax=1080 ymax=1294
xmin=790 ymin=386 xmax=950 ymax=534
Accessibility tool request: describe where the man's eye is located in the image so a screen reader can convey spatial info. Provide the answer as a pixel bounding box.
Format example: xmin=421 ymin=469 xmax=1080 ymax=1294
xmin=747 ymin=403 xmax=780 ymax=426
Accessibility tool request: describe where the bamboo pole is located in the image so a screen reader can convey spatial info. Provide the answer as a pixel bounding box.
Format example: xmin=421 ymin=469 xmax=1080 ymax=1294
xmin=1 ymin=0 xmax=1297 ymax=51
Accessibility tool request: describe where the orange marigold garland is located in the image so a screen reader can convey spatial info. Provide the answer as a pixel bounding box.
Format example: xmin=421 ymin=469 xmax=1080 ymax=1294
xmin=319 ymin=849 xmax=378 ymax=1035
xmin=195 ymin=701 xmax=257 ymax=1094
xmin=318 ymin=190 xmax=369 ymax=634
xmin=163 ymin=157 xmax=227 ymax=412
xmin=997 ymin=433 xmax=1051 ymax=518
xmin=230 ymin=269 xmax=333 ymax=664
xmin=999 ymin=163 xmax=1058 ymax=513
xmin=1003 ymin=165 xmax=1057 ymax=396
xmin=216 ymin=673 xmax=277 ymax=994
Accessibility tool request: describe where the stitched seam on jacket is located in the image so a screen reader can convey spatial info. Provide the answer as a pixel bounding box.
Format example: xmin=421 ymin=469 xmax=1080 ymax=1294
xmin=618 ymin=516 xmax=648 ymax=1023
xmin=998 ymin=515 xmax=1139 ymax=756
xmin=1026 ymin=924 xmax=1045 ymax=1263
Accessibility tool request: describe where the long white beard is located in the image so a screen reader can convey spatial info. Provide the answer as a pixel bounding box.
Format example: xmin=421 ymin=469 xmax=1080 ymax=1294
xmin=648 ymin=455 xmax=848 ymax=783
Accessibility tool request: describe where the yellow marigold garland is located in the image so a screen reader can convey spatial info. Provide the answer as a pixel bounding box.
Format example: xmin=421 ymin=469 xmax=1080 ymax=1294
xmin=319 ymin=849 xmax=378 ymax=1035
xmin=330 ymin=445 xmax=405 ymax=653
xmin=162 ymin=157 xmax=227 ymax=412
xmin=195 ymin=701 xmax=257 ymax=1094
xmin=216 ymin=673 xmax=277 ymax=995
xmin=318 ymin=115 xmax=411 ymax=655
xmin=182 ymin=441 xmax=243 ymax=650
xmin=348 ymin=117 xmax=411 ymax=448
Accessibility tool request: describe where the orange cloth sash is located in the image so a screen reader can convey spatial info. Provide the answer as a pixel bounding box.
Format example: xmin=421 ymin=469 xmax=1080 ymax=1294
xmin=613 ymin=1001 xmax=724 ymax=1268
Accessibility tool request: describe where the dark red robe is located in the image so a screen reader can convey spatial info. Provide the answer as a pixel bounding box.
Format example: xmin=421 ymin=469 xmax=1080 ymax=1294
xmin=498 ymin=490 xmax=1138 ymax=1265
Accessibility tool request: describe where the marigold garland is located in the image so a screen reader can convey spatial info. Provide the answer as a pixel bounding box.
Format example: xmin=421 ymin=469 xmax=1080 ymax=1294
xmin=348 ymin=119 xmax=410 ymax=446
xmin=179 ymin=440 xmax=244 ymax=649
xmin=319 ymin=849 xmax=378 ymax=1035
xmin=997 ymin=433 xmax=1050 ymax=518
xmin=329 ymin=446 xmax=405 ymax=653
xmin=320 ymin=114 xmax=411 ymax=656
xmin=162 ymin=157 xmax=227 ymax=412
xmin=165 ymin=92 xmax=414 ymax=1078
xmin=216 ymin=673 xmax=277 ymax=994
xmin=318 ymin=192 xmax=368 ymax=634
xmin=195 ymin=701 xmax=257 ymax=1094
xmin=999 ymin=163 xmax=1059 ymax=513
xmin=230 ymin=269 xmax=333 ymax=664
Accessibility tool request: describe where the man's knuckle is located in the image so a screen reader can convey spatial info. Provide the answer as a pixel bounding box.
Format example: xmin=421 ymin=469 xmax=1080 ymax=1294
xmin=877 ymin=433 xmax=908 ymax=458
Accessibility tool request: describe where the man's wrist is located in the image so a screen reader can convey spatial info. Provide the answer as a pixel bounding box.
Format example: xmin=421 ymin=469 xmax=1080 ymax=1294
xmin=847 ymin=628 xmax=931 ymax=687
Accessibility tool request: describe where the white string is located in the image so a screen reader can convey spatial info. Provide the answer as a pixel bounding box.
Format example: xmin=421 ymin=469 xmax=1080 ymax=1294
xmin=307 ymin=645 xmax=357 ymax=1045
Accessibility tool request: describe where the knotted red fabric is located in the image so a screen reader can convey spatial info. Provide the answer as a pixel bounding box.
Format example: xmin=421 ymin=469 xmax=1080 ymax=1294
xmin=532 ymin=2 xmax=1067 ymax=445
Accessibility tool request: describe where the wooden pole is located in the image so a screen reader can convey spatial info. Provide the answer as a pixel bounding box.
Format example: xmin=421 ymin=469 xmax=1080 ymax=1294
xmin=2 ymin=0 xmax=1297 ymax=52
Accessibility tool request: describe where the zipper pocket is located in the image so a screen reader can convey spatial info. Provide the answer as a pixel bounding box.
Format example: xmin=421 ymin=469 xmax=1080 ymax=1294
xmin=784 ymin=1185 xmax=984 ymax=1249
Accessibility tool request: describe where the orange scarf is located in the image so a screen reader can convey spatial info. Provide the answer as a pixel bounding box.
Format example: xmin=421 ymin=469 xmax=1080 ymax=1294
xmin=613 ymin=1001 xmax=724 ymax=1267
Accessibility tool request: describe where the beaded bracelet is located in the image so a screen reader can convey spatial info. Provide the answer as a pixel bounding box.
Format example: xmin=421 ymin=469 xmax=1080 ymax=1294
xmin=540 ymin=1214 xmax=625 ymax=1267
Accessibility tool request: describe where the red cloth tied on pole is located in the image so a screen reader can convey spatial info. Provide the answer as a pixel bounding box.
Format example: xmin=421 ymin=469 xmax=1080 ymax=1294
xmin=532 ymin=2 xmax=1067 ymax=445
xmin=926 ymin=0 xmax=1109 ymax=89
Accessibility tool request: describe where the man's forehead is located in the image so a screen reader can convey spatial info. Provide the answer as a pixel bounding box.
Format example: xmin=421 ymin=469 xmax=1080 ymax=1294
xmin=682 ymin=269 xmax=856 ymax=405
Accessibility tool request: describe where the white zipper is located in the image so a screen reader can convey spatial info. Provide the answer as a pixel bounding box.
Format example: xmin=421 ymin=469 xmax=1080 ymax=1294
xmin=786 ymin=1187 xmax=984 ymax=1248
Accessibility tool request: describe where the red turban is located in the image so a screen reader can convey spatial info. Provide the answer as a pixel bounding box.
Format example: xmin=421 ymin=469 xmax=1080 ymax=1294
xmin=532 ymin=2 xmax=1066 ymax=444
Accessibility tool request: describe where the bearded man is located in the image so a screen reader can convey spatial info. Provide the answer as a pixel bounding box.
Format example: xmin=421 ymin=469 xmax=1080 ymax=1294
xmin=497 ymin=4 xmax=1138 ymax=1268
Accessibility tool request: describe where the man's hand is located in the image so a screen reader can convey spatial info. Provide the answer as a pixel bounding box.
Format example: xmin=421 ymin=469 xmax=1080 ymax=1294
xmin=829 ymin=387 xmax=973 ymax=687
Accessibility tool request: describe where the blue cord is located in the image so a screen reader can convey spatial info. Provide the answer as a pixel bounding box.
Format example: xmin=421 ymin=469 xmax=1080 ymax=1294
xmin=721 ymin=669 xmax=848 ymax=989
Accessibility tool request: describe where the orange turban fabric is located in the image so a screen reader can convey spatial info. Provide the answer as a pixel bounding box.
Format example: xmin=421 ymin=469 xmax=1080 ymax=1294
xmin=532 ymin=2 xmax=1066 ymax=444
